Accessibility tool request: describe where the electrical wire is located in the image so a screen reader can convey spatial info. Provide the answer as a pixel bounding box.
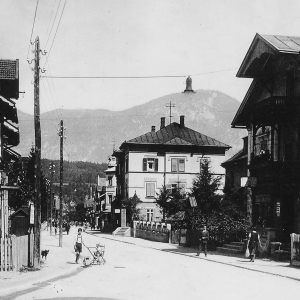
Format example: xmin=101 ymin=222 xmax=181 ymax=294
xmin=45 ymin=61 xmax=64 ymax=119
xmin=27 ymin=0 xmax=39 ymax=59
xmin=43 ymin=0 xmax=60 ymax=50
xmin=40 ymin=79 xmax=61 ymax=129
xmin=44 ymin=0 xmax=67 ymax=67
xmin=41 ymin=67 xmax=238 ymax=79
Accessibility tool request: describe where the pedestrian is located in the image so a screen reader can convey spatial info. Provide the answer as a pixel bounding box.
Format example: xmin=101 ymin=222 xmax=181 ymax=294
xmin=66 ymin=222 xmax=70 ymax=235
xmin=196 ymin=225 xmax=209 ymax=257
xmin=247 ymin=226 xmax=262 ymax=262
xmin=74 ymin=228 xmax=85 ymax=264
xmin=53 ymin=220 xmax=57 ymax=235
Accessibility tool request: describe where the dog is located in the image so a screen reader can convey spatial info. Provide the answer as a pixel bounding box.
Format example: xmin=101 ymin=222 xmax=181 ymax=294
xmin=41 ymin=250 xmax=50 ymax=260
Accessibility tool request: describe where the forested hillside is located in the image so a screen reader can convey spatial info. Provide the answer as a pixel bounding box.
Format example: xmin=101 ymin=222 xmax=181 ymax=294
xmin=41 ymin=159 xmax=108 ymax=204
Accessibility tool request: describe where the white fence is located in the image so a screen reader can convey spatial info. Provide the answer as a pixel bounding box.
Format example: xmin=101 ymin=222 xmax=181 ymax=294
xmin=0 ymin=234 xmax=34 ymax=272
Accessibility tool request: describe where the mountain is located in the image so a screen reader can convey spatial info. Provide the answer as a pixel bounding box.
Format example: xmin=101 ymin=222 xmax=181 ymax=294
xmin=15 ymin=90 xmax=246 ymax=163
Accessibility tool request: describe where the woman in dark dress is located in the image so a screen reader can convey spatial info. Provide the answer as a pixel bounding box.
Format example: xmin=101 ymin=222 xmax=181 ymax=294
xmin=247 ymin=227 xmax=261 ymax=262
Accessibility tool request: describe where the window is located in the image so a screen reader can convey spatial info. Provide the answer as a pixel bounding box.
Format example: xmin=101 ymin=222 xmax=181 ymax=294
xmin=108 ymin=176 xmax=113 ymax=186
xmin=143 ymin=158 xmax=158 ymax=172
xmin=108 ymin=194 xmax=113 ymax=204
xmin=167 ymin=183 xmax=185 ymax=193
xmin=200 ymin=158 xmax=209 ymax=171
xmin=146 ymin=182 xmax=155 ymax=197
xmin=171 ymin=158 xmax=185 ymax=172
xmin=146 ymin=209 xmax=154 ymax=222
xmin=260 ymin=140 xmax=267 ymax=151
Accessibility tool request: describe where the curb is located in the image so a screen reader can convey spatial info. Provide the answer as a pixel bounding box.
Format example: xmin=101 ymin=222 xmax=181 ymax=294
xmin=87 ymin=232 xmax=300 ymax=282
xmin=0 ymin=235 xmax=81 ymax=298
xmin=0 ymin=265 xmax=81 ymax=298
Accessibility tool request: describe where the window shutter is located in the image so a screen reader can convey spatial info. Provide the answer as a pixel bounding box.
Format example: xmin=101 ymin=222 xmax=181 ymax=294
xmin=178 ymin=159 xmax=185 ymax=172
xmin=171 ymin=158 xmax=177 ymax=172
xmin=154 ymin=158 xmax=158 ymax=172
xmin=143 ymin=158 xmax=147 ymax=171
xmin=150 ymin=183 xmax=155 ymax=197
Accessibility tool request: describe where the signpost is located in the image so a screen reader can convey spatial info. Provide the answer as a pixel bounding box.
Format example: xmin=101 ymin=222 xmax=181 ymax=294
xmin=121 ymin=208 xmax=126 ymax=227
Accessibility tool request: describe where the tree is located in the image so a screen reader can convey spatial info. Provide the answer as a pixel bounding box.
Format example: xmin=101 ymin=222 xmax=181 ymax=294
xmin=122 ymin=192 xmax=142 ymax=223
xmin=190 ymin=160 xmax=222 ymax=226
xmin=156 ymin=185 xmax=187 ymax=223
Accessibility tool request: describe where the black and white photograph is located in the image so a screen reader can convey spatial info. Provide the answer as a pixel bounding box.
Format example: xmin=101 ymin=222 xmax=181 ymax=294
xmin=1 ymin=1 xmax=300 ymax=299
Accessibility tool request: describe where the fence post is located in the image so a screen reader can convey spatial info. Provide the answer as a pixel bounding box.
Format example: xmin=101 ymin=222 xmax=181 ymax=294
xmin=11 ymin=235 xmax=16 ymax=271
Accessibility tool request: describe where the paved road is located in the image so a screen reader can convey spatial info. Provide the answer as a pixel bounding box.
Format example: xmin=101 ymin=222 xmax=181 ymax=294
xmin=3 ymin=230 xmax=299 ymax=300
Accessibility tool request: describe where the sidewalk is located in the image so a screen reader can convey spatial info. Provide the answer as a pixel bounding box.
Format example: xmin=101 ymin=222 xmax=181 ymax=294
xmin=87 ymin=230 xmax=300 ymax=282
xmin=0 ymin=228 xmax=80 ymax=297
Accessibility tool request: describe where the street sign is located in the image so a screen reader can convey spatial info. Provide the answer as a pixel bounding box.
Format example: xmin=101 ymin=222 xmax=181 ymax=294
xmin=276 ymin=202 xmax=281 ymax=217
xmin=30 ymin=204 xmax=34 ymax=224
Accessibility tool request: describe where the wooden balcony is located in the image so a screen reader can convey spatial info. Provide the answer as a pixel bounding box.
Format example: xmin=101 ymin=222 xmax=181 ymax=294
xmin=253 ymin=96 xmax=299 ymax=122
xmin=249 ymin=154 xmax=300 ymax=179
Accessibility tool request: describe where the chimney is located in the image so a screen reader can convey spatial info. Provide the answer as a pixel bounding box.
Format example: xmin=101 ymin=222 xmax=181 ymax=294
xmin=151 ymin=126 xmax=156 ymax=132
xmin=180 ymin=115 xmax=185 ymax=127
xmin=160 ymin=117 xmax=165 ymax=129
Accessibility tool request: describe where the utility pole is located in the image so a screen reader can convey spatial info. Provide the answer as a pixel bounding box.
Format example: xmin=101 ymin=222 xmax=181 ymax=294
xmin=49 ymin=162 xmax=55 ymax=236
xmin=58 ymin=121 xmax=65 ymax=247
xmin=33 ymin=36 xmax=41 ymax=267
xmin=166 ymin=101 xmax=175 ymax=125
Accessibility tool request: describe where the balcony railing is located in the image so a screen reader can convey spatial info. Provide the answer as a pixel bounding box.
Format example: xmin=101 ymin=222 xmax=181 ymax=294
xmin=253 ymin=96 xmax=299 ymax=120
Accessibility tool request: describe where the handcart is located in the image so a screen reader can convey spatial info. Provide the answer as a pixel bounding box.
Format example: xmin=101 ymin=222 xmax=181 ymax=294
xmin=83 ymin=243 xmax=106 ymax=266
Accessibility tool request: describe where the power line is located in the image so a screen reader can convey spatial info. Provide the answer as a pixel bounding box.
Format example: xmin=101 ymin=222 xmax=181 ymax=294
xmin=41 ymin=67 xmax=238 ymax=79
xmin=43 ymin=0 xmax=60 ymax=50
xmin=44 ymin=0 xmax=67 ymax=67
xmin=27 ymin=0 xmax=39 ymax=59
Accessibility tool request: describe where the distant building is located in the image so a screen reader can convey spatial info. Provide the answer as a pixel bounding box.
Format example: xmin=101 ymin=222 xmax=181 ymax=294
xmin=99 ymin=156 xmax=117 ymax=231
xmin=221 ymin=136 xmax=248 ymax=192
xmin=113 ymin=115 xmax=230 ymax=225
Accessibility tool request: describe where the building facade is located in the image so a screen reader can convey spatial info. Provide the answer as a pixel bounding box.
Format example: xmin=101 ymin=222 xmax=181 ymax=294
xmin=113 ymin=115 xmax=230 ymax=224
xmin=232 ymin=33 xmax=300 ymax=242
xmin=221 ymin=137 xmax=248 ymax=192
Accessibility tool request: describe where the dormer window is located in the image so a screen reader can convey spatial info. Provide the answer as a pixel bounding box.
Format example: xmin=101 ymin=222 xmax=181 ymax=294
xmin=143 ymin=158 xmax=158 ymax=172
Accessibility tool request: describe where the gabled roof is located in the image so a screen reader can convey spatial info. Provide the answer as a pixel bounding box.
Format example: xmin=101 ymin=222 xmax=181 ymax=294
xmin=262 ymin=35 xmax=300 ymax=53
xmin=237 ymin=33 xmax=300 ymax=78
xmin=10 ymin=207 xmax=29 ymax=219
xmin=121 ymin=122 xmax=230 ymax=149
xmin=221 ymin=149 xmax=247 ymax=167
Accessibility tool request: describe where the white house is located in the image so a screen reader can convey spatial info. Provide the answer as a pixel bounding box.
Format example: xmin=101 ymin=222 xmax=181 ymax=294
xmin=113 ymin=115 xmax=230 ymax=223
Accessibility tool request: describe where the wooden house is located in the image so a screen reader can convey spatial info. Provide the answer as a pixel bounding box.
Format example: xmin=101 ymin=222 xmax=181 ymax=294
xmin=232 ymin=34 xmax=300 ymax=242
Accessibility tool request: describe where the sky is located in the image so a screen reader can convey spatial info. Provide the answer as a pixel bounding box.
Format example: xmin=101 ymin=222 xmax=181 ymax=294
xmin=2 ymin=0 xmax=300 ymax=123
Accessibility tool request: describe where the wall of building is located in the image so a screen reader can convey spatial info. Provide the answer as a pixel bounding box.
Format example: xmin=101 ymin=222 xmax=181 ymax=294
xmin=123 ymin=150 xmax=226 ymax=221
